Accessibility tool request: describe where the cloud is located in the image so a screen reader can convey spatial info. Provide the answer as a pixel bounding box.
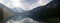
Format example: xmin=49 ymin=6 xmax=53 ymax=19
xmin=39 ymin=0 xmax=53 ymax=6
xmin=20 ymin=0 xmax=39 ymax=5
xmin=19 ymin=0 xmax=52 ymax=11
xmin=0 ymin=0 xmax=53 ymax=11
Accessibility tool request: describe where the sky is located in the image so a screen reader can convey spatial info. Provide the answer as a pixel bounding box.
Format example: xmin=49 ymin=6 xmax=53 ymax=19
xmin=0 ymin=0 xmax=53 ymax=11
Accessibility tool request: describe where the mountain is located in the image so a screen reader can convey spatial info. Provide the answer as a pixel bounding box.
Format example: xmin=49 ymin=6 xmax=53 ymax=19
xmin=0 ymin=3 xmax=15 ymax=16
xmin=0 ymin=4 xmax=4 ymax=23
xmin=29 ymin=0 xmax=60 ymax=22
xmin=12 ymin=7 xmax=25 ymax=13
xmin=0 ymin=3 xmax=15 ymax=23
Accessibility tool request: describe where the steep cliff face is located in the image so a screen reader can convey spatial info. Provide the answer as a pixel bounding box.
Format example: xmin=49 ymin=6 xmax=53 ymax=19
xmin=0 ymin=3 xmax=15 ymax=17
xmin=3 ymin=6 xmax=15 ymax=17
xmin=0 ymin=3 xmax=15 ymax=23
xmin=0 ymin=6 xmax=3 ymax=23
